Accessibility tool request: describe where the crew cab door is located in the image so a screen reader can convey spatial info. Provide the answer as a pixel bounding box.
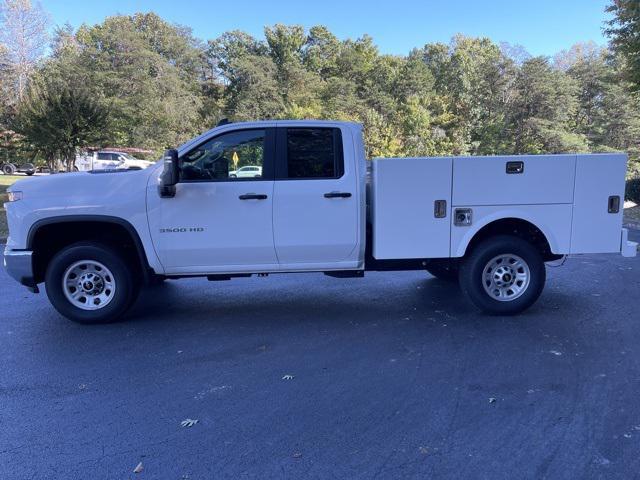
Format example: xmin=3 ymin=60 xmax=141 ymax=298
xmin=147 ymin=128 xmax=278 ymax=274
xmin=272 ymin=126 xmax=360 ymax=267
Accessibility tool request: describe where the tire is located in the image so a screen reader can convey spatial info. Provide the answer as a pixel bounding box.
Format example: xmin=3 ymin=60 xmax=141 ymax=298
xmin=45 ymin=243 xmax=140 ymax=324
xmin=426 ymin=259 xmax=458 ymax=282
xmin=458 ymin=235 xmax=545 ymax=315
xmin=2 ymin=163 xmax=16 ymax=175
xmin=25 ymin=171 xmax=35 ymax=176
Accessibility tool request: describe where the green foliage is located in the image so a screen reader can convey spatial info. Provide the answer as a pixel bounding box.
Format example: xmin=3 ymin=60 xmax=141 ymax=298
xmin=3 ymin=12 xmax=640 ymax=175
xmin=605 ymin=0 xmax=640 ymax=91
xmin=627 ymin=177 xmax=640 ymax=202
xmin=14 ymin=70 xmax=110 ymax=171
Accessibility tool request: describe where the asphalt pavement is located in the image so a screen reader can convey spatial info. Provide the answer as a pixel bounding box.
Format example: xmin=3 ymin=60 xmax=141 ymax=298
xmin=1 ymin=230 xmax=639 ymax=479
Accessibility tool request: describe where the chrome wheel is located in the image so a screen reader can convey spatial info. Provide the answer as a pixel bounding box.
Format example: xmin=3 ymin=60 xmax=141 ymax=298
xmin=482 ymin=254 xmax=530 ymax=302
xmin=62 ymin=260 xmax=116 ymax=310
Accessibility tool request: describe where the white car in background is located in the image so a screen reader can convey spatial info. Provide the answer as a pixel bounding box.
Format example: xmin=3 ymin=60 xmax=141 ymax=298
xmin=229 ymin=165 xmax=262 ymax=178
xmin=75 ymin=151 xmax=154 ymax=172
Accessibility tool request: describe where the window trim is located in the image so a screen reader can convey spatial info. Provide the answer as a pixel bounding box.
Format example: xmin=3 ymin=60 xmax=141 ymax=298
xmin=275 ymin=127 xmax=345 ymax=181
xmin=178 ymin=128 xmax=276 ymax=183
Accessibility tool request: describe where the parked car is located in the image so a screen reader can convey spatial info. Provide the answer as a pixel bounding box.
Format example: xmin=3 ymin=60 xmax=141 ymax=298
xmin=1 ymin=162 xmax=35 ymax=176
xmin=229 ymin=165 xmax=262 ymax=178
xmin=75 ymin=151 xmax=154 ymax=171
xmin=3 ymin=120 xmax=637 ymax=324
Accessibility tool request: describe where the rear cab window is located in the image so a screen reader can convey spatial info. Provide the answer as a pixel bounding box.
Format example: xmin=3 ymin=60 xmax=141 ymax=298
xmin=276 ymin=128 xmax=344 ymax=179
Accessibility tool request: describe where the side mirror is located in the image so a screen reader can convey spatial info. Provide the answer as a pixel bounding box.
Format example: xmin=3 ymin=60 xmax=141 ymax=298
xmin=158 ymin=149 xmax=179 ymax=198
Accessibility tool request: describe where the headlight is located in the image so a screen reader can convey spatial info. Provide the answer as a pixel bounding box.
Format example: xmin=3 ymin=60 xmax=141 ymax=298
xmin=7 ymin=191 xmax=22 ymax=202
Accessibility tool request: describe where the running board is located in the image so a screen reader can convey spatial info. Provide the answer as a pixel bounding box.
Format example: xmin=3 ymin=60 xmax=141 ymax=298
xmin=324 ymin=270 xmax=364 ymax=278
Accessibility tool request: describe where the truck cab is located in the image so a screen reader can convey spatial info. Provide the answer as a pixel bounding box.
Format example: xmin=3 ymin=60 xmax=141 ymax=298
xmin=3 ymin=120 xmax=637 ymax=324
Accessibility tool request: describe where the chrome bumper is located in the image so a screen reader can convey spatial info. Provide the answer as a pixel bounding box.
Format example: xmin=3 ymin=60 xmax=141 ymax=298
xmin=2 ymin=246 xmax=38 ymax=292
xmin=622 ymin=228 xmax=638 ymax=258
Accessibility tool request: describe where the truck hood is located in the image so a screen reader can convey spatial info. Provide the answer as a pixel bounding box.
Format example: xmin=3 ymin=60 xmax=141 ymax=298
xmin=5 ymin=165 xmax=163 ymax=249
xmin=9 ymin=166 xmax=159 ymax=201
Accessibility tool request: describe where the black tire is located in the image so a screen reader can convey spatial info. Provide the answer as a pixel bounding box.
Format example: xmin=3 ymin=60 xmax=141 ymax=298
xmin=2 ymin=163 xmax=16 ymax=175
xmin=459 ymin=235 xmax=545 ymax=315
xmin=426 ymin=259 xmax=458 ymax=282
xmin=25 ymin=171 xmax=34 ymax=176
xmin=45 ymin=243 xmax=140 ymax=324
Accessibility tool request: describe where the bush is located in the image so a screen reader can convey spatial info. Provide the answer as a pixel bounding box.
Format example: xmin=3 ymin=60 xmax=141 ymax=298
xmin=627 ymin=177 xmax=640 ymax=203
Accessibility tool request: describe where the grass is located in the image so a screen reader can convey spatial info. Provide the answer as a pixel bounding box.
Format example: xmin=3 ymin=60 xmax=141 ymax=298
xmin=0 ymin=175 xmax=23 ymax=241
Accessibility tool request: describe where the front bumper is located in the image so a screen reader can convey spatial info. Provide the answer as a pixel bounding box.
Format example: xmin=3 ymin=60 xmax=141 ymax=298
xmin=2 ymin=247 xmax=38 ymax=292
xmin=622 ymin=228 xmax=638 ymax=258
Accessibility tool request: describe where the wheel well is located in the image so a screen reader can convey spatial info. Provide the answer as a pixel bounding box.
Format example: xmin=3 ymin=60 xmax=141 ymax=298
xmin=465 ymin=218 xmax=560 ymax=262
xmin=29 ymin=220 xmax=151 ymax=284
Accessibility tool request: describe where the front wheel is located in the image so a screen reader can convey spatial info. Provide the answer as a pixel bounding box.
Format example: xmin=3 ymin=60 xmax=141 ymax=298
xmin=458 ymin=235 xmax=545 ymax=315
xmin=45 ymin=243 xmax=140 ymax=324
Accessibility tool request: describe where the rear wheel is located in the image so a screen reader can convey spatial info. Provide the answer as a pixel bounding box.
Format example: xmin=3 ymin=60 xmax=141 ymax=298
xmin=45 ymin=243 xmax=140 ymax=324
xmin=2 ymin=163 xmax=16 ymax=175
xmin=459 ymin=235 xmax=545 ymax=315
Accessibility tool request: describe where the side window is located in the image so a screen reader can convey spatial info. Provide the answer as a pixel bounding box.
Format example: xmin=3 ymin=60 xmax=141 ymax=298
xmin=181 ymin=129 xmax=265 ymax=181
xmin=97 ymin=152 xmax=109 ymax=161
xmin=284 ymin=128 xmax=343 ymax=179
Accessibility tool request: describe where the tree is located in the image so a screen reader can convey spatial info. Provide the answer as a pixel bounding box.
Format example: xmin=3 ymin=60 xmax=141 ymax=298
xmin=68 ymin=13 xmax=206 ymax=152
xmin=509 ymin=57 xmax=587 ymax=153
xmin=14 ymin=72 xmax=111 ymax=171
xmin=0 ymin=0 xmax=49 ymax=101
xmin=421 ymin=36 xmax=517 ymax=155
xmin=605 ymin=0 xmax=640 ymax=91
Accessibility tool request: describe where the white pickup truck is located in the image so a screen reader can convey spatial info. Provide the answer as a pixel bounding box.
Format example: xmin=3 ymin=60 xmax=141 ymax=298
xmin=3 ymin=120 xmax=637 ymax=324
xmin=74 ymin=150 xmax=154 ymax=171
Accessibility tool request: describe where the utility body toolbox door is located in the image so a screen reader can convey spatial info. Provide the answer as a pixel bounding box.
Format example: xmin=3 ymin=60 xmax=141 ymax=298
xmin=371 ymin=157 xmax=453 ymax=259
xmin=570 ymin=154 xmax=627 ymax=254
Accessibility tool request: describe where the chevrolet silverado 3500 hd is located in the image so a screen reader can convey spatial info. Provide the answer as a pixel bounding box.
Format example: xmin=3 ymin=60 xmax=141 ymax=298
xmin=3 ymin=121 xmax=637 ymax=323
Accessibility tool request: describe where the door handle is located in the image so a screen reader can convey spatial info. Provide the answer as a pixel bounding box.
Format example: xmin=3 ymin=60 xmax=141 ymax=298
xmin=608 ymin=195 xmax=620 ymax=213
xmin=506 ymin=161 xmax=524 ymax=174
xmin=239 ymin=193 xmax=268 ymax=200
xmin=324 ymin=191 xmax=352 ymax=198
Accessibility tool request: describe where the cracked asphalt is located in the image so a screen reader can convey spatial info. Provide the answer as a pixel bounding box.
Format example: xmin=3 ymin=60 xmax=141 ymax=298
xmin=1 ymin=230 xmax=639 ymax=479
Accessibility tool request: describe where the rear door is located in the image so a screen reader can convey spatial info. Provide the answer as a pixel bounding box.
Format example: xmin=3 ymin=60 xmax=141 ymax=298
xmin=272 ymin=126 xmax=359 ymax=266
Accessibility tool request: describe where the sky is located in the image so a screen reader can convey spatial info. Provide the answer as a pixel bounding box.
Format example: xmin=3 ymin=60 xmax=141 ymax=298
xmin=40 ymin=0 xmax=613 ymax=56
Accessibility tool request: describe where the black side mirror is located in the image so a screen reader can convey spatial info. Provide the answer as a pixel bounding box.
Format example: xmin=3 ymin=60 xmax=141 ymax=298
xmin=158 ymin=149 xmax=179 ymax=198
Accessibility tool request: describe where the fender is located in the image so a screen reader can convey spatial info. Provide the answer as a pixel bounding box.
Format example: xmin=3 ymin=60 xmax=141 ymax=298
xmin=452 ymin=207 xmax=568 ymax=258
xmin=27 ymin=214 xmax=156 ymax=281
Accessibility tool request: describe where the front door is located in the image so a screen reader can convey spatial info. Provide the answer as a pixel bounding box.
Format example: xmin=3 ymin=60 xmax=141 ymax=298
xmin=272 ymin=126 xmax=359 ymax=266
xmin=147 ymin=128 xmax=278 ymax=274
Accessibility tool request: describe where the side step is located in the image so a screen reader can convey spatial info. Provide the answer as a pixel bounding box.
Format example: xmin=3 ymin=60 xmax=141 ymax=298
xmin=324 ymin=270 xmax=364 ymax=279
